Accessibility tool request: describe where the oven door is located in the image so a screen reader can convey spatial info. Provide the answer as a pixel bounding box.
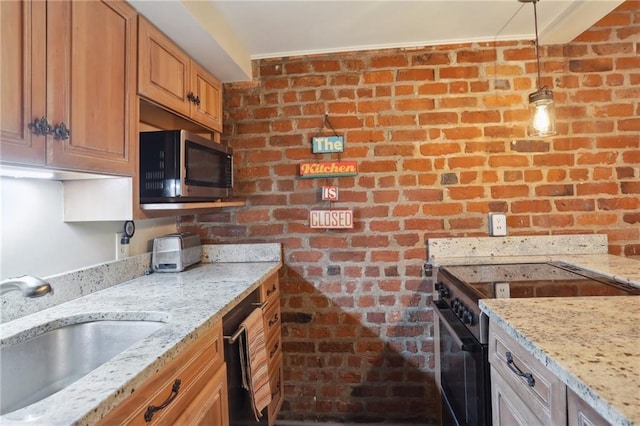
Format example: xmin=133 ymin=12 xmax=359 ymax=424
xmin=433 ymin=300 xmax=489 ymax=426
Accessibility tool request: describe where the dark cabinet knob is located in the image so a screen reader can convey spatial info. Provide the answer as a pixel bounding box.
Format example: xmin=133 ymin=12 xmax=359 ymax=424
xmin=186 ymin=92 xmax=195 ymax=102
xmin=27 ymin=117 xmax=54 ymax=136
xmin=52 ymin=122 xmax=71 ymax=140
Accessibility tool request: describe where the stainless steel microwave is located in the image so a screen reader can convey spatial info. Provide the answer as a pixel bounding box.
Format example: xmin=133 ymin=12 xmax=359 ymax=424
xmin=139 ymin=130 xmax=233 ymax=203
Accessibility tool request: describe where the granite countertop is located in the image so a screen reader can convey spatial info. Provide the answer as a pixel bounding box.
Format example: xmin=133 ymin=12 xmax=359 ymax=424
xmin=480 ymin=297 xmax=640 ymax=426
xmin=0 ymin=260 xmax=281 ymax=425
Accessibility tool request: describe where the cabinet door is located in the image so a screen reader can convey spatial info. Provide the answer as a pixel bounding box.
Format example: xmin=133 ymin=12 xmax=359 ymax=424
xmin=567 ymin=389 xmax=610 ymax=426
xmin=138 ymin=17 xmax=191 ymax=117
xmin=47 ymin=0 xmax=136 ymax=175
xmin=175 ymin=364 xmax=229 ymax=426
xmin=491 ymin=366 xmax=544 ymax=426
xmin=190 ymin=61 xmax=223 ymax=132
xmin=0 ymin=0 xmax=46 ymax=165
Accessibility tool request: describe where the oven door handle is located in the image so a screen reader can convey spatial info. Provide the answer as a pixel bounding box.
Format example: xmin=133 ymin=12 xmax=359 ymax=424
xmin=432 ymin=301 xmax=481 ymax=352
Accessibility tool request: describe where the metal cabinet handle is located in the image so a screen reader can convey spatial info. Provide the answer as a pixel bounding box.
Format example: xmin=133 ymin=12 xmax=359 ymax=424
xmin=52 ymin=122 xmax=70 ymax=140
xmin=193 ymin=95 xmax=201 ymax=106
xmin=144 ymin=379 xmax=181 ymax=422
xmin=266 ymin=283 xmax=277 ymax=296
xmin=270 ymin=339 xmax=280 ymax=358
xmin=268 ymin=313 xmax=279 ymax=327
xmin=27 ymin=117 xmax=54 ymax=136
xmin=186 ymin=92 xmax=195 ymax=103
xmin=505 ymin=352 xmax=535 ymax=387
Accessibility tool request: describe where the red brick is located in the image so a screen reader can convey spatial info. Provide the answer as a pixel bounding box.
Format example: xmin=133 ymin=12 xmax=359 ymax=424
xmin=439 ymin=66 xmax=479 ymax=79
xmin=457 ymin=49 xmax=497 ymax=63
xmin=396 ymin=68 xmax=435 ymax=81
xmin=371 ymin=54 xmax=409 ymax=68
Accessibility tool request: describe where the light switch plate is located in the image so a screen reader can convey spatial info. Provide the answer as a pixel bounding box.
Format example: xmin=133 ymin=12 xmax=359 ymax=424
xmin=489 ymin=213 xmax=507 ymax=236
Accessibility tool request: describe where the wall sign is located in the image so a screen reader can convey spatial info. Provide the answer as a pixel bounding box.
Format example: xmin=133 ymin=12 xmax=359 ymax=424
xmin=312 ymin=136 xmax=344 ymax=153
xmin=299 ymin=161 xmax=357 ymax=178
xmin=321 ymin=186 xmax=339 ymax=201
xmin=309 ymin=209 xmax=354 ymax=229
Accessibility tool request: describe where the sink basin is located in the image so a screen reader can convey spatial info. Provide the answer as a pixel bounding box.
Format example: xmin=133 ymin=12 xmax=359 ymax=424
xmin=0 ymin=318 xmax=166 ymax=415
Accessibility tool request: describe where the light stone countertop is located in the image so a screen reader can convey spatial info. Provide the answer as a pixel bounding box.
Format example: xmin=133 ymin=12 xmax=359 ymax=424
xmin=0 ymin=259 xmax=281 ymax=425
xmin=480 ymin=297 xmax=640 ymax=426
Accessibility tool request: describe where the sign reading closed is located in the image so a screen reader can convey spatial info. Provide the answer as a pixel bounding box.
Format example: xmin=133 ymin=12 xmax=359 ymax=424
xmin=309 ymin=209 xmax=354 ymax=229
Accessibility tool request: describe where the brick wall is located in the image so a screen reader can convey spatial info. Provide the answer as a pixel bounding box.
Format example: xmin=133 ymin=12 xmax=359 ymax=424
xmin=180 ymin=2 xmax=639 ymax=423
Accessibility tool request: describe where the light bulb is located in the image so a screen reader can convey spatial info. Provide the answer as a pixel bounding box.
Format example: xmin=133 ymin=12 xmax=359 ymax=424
xmin=528 ymin=88 xmax=557 ymax=137
xmin=532 ymin=104 xmax=551 ymax=133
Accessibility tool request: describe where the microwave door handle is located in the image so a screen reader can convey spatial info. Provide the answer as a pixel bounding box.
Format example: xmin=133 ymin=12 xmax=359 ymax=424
xmin=432 ymin=301 xmax=480 ymax=352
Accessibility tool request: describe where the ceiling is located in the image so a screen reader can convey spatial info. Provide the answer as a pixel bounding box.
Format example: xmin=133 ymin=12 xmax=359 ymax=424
xmin=129 ymin=1 xmax=624 ymax=82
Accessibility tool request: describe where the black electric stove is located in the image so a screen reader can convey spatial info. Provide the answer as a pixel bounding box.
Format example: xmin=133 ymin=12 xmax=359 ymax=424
xmin=434 ymin=261 xmax=640 ymax=344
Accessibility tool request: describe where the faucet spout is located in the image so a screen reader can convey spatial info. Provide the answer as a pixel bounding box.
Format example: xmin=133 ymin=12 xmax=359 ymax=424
xmin=0 ymin=275 xmax=53 ymax=298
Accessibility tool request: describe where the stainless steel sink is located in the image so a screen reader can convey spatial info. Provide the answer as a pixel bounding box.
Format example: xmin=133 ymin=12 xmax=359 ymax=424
xmin=0 ymin=319 xmax=166 ymax=415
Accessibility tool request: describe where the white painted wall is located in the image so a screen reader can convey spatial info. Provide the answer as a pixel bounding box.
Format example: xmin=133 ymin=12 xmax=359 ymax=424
xmin=0 ymin=177 xmax=176 ymax=280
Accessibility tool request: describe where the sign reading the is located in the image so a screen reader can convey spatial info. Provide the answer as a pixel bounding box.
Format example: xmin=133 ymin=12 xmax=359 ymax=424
xmin=312 ymin=136 xmax=344 ymax=153
xmin=299 ymin=161 xmax=357 ymax=178
xmin=321 ymin=186 xmax=339 ymax=201
xmin=309 ymin=209 xmax=354 ymax=229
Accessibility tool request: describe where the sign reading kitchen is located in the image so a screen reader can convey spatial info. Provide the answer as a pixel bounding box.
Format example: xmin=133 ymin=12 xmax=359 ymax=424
xmin=299 ymin=161 xmax=357 ymax=178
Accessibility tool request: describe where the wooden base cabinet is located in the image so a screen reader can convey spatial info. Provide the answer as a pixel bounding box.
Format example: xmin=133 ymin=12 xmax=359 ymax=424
xmin=489 ymin=323 xmax=567 ymax=426
xmin=260 ymin=272 xmax=284 ymax=426
xmin=98 ymin=322 xmax=228 ymax=426
xmin=0 ymin=0 xmax=137 ymax=176
xmin=489 ymin=321 xmax=613 ymax=426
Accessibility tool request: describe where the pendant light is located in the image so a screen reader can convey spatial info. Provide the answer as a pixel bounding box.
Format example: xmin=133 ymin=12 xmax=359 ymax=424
xmin=520 ymin=0 xmax=556 ymax=137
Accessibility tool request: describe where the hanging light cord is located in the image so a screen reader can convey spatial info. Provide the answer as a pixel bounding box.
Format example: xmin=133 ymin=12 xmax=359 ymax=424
xmin=532 ymin=0 xmax=542 ymax=90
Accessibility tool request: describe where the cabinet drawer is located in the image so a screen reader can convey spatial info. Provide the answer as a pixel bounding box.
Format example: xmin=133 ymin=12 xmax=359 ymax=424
xmin=260 ymin=272 xmax=280 ymax=308
xmin=99 ymin=322 xmax=223 ymax=425
xmin=262 ymin=299 xmax=281 ymax=341
xmin=267 ymin=352 xmax=284 ymax=426
xmin=489 ymin=323 xmax=566 ymax=426
xmin=265 ymin=327 xmax=282 ymax=369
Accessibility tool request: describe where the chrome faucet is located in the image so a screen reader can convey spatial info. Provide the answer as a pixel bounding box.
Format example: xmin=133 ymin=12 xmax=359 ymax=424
xmin=0 ymin=275 xmax=53 ymax=298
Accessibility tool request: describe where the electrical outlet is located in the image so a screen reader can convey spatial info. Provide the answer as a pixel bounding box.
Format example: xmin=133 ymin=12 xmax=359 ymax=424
xmin=115 ymin=232 xmax=129 ymax=260
xmin=489 ymin=213 xmax=507 ymax=236
xmin=494 ymin=282 xmax=510 ymax=298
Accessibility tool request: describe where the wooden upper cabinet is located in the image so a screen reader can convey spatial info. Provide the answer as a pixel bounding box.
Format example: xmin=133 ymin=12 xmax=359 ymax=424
xmin=46 ymin=0 xmax=137 ymax=175
xmin=138 ymin=17 xmax=223 ymax=133
xmin=0 ymin=0 xmax=46 ymax=165
xmin=190 ymin=61 xmax=223 ymax=131
xmin=0 ymin=0 xmax=137 ymax=176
